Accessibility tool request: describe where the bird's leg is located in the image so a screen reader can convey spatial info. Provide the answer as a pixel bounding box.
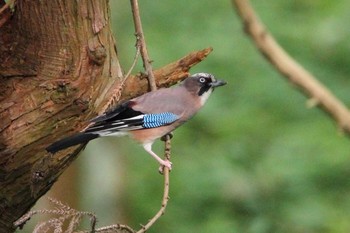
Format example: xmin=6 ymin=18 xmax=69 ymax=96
xmin=143 ymin=143 xmax=172 ymax=170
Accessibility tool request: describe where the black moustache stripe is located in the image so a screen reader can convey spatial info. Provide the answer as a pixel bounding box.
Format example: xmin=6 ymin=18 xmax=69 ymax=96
xmin=198 ymin=85 xmax=211 ymax=96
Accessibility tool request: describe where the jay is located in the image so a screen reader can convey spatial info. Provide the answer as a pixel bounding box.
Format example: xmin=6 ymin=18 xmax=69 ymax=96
xmin=46 ymin=73 xmax=226 ymax=170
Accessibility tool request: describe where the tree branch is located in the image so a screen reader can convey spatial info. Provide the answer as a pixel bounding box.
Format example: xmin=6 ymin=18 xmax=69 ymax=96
xmin=120 ymin=47 xmax=213 ymax=100
xmin=136 ymin=134 xmax=171 ymax=233
xmin=130 ymin=0 xmax=157 ymax=91
xmin=0 ymin=0 xmax=14 ymax=28
xmin=0 ymin=0 xmax=14 ymax=15
xmin=130 ymin=1 xmax=171 ymax=231
xmin=232 ymin=0 xmax=350 ymax=133
xmin=99 ymin=38 xmax=141 ymax=114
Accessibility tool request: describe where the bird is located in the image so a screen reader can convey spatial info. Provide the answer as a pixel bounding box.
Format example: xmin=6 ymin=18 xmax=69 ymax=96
xmin=46 ymin=73 xmax=226 ymax=170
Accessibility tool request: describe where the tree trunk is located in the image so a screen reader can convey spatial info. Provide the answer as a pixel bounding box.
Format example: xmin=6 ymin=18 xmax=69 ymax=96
xmin=0 ymin=1 xmax=124 ymax=231
xmin=0 ymin=1 xmax=211 ymax=231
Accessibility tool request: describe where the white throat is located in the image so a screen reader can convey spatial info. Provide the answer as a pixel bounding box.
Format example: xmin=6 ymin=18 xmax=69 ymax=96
xmin=199 ymin=88 xmax=213 ymax=106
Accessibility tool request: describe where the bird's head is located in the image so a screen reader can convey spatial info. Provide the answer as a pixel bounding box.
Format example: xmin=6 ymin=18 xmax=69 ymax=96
xmin=181 ymin=73 xmax=227 ymax=105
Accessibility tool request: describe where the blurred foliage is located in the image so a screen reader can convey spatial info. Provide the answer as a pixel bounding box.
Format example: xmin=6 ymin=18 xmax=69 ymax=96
xmin=27 ymin=1 xmax=350 ymax=233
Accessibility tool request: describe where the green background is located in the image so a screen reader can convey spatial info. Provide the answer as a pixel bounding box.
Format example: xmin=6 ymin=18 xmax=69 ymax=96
xmin=24 ymin=1 xmax=350 ymax=233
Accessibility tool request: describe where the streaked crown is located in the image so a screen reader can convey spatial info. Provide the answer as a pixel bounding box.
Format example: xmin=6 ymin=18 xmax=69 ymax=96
xmin=181 ymin=73 xmax=227 ymax=96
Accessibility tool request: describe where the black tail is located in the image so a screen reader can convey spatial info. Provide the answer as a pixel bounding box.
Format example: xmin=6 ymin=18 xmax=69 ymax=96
xmin=46 ymin=133 xmax=99 ymax=154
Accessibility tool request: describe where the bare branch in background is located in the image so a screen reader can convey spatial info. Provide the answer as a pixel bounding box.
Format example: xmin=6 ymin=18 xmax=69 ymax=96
xmin=232 ymin=0 xmax=350 ymax=133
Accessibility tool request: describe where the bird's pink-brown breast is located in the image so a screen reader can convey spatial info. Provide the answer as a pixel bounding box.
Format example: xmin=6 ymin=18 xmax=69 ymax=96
xmin=128 ymin=86 xmax=203 ymax=143
xmin=130 ymin=125 xmax=175 ymax=144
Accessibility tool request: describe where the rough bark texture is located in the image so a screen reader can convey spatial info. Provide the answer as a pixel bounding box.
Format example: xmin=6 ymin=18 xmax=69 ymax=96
xmin=0 ymin=1 xmax=211 ymax=232
xmin=0 ymin=1 xmax=123 ymax=231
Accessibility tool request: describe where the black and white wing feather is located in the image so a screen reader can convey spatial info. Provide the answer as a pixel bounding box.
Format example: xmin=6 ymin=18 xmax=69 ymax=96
xmin=46 ymin=100 xmax=179 ymax=153
xmin=86 ymin=100 xmax=179 ymax=135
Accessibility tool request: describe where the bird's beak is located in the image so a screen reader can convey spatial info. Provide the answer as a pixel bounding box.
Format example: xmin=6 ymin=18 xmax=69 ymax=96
xmin=210 ymin=79 xmax=227 ymax=88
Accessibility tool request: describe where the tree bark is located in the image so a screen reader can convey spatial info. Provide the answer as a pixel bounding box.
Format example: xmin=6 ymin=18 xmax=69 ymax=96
xmin=0 ymin=1 xmax=123 ymax=231
xmin=0 ymin=1 xmax=211 ymax=232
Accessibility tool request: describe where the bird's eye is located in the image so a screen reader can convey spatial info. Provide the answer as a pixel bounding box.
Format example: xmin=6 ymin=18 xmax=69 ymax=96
xmin=199 ymin=77 xmax=206 ymax=83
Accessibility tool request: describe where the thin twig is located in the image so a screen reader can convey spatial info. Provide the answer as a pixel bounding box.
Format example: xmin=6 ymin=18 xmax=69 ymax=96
xmin=14 ymin=197 xmax=97 ymax=232
xmin=233 ymin=0 xmax=350 ymax=133
xmin=0 ymin=0 xmax=14 ymax=28
xmin=0 ymin=0 xmax=14 ymax=15
xmin=130 ymin=1 xmax=172 ymax=230
xmin=100 ymin=38 xmax=141 ymax=114
xmin=93 ymin=224 xmax=135 ymax=233
xmin=124 ymin=38 xmax=141 ymax=83
xmin=130 ymin=0 xmax=157 ymax=91
xmin=136 ymin=134 xmax=171 ymax=233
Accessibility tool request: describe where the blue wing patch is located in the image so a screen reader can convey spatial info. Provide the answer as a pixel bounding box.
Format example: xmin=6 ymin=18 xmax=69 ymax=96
xmin=143 ymin=112 xmax=179 ymax=128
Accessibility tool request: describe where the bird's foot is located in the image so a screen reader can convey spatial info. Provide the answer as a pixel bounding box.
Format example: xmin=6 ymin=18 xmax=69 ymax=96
xmin=161 ymin=132 xmax=173 ymax=141
xmin=158 ymin=160 xmax=172 ymax=174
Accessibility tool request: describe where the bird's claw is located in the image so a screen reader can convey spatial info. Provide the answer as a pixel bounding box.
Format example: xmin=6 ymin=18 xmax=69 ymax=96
xmin=158 ymin=160 xmax=172 ymax=174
